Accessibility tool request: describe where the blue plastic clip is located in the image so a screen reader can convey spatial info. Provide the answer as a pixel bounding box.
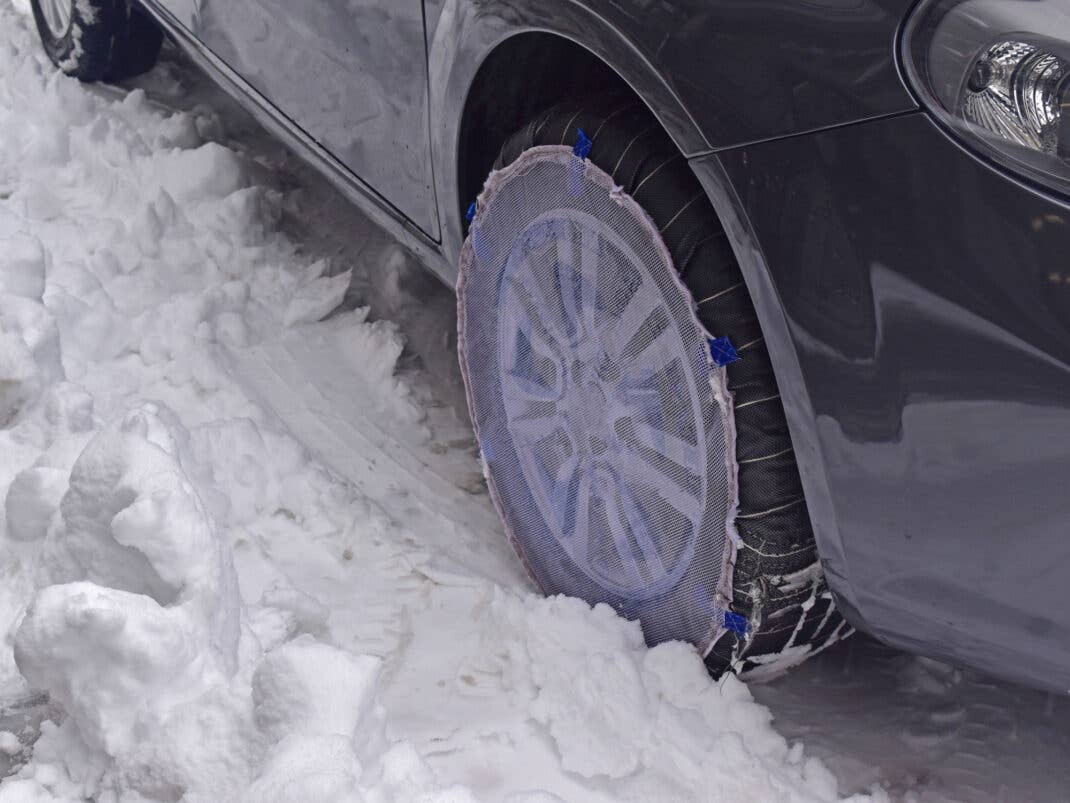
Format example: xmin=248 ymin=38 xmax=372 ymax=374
xmin=480 ymin=438 xmax=495 ymax=463
xmin=708 ymin=336 xmax=740 ymax=367
xmin=465 ymin=201 xmax=477 ymax=224
xmin=723 ymin=610 xmax=750 ymax=638
xmin=569 ymin=129 xmax=593 ymax=197
xmin=573 ymin=128 xmax=593 ymax=161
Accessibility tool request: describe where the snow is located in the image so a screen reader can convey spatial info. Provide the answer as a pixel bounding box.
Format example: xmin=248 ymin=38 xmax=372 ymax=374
xmin=0 ymin=4 xmax=1068 ymax=802
xmin=0 ymin=735 xmax=17 ymax=758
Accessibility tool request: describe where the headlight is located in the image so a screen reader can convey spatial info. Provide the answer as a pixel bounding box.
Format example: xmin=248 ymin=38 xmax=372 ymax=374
xmin=903 ymin=0 xmax=1070 ymax=196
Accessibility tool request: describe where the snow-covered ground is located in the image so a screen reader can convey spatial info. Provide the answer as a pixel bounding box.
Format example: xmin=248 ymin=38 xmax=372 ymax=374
xmin=0 ymin=5 xmax=1068 ymax=801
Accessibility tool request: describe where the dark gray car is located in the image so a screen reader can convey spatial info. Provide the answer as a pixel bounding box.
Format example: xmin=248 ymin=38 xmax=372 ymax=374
xmin=31 ymin=0 xmax=1070 ymax=694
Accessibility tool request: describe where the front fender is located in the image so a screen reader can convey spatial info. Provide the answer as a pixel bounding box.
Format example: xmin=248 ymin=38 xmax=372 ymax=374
xmin=427 ymin=0 xmax=711 ymax=271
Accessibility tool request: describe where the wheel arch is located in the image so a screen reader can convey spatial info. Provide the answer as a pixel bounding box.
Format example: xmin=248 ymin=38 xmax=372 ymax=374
xmin=427 ymin=1 xmax=710 ymax=273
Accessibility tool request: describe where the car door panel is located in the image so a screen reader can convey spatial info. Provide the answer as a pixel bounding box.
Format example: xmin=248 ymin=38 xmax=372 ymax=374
xmin=158 ymin=0 xmax=438 ymax=236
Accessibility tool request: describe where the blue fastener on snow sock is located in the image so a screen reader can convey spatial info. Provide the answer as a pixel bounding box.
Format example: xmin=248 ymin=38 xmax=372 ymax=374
xmin=573 ymin=128 xmax=593 ymax=160
xmin=723 ymin=611 xmax=750 ymax=638
xmin=569 ymin=128 xmax=593 ymax=197
xmin=465 ymin=201 xmax=477 ymax=224
xmin=708 ymin=336 xmax=740 ymax=367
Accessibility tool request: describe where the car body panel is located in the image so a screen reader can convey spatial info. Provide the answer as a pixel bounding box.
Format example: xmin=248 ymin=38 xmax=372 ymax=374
xmin=693 ymin=113 xmax=1070 ymax=693
xmin=156 ymin=0 xmax=439 ymax=236
xmin=136 ymin=0 xmax=450 ymax=276
xmin=578 ymin=0 xmax=918 ymax=148
xmin=425 ymin=0 xmax=918 ymax=267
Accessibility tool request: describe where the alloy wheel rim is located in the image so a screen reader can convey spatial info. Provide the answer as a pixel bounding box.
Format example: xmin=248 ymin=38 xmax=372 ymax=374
xmin=496 ymin=210 xmax=709 ymax=599
xmin=39 ymin=0 xmax=72 ymax=38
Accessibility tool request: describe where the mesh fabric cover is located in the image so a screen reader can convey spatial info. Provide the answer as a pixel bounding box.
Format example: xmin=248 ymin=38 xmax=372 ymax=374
xmin=458 ymin=146 xmax=736 ymax=652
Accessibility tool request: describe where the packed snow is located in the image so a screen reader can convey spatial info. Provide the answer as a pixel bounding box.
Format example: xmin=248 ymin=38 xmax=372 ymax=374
xmin=0 ymin=4 xmax=1068 ymax=802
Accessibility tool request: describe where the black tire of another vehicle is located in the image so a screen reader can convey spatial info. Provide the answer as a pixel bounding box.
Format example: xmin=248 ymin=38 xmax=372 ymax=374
xmin=486 ymin=98 xmax=852 ymax=678
xmin=30 ymin=0 xmax=163 ymax=83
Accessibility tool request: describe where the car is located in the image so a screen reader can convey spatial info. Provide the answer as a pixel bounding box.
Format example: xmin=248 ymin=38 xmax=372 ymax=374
xmin=29 ymin=0 xmax=1070 ymax=694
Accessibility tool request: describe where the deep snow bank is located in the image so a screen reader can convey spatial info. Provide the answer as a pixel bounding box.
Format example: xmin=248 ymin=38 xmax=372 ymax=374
xmin=0 ymin=5 xmax=881 ymax=801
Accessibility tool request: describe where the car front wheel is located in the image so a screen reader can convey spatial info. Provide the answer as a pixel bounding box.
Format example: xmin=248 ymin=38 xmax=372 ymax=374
xmin=457 ymin=98 xmax=851 ymax=678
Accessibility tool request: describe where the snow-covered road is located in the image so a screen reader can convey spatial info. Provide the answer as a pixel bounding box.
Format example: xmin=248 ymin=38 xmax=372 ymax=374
xmin=0 ymin=5 xmax=1067 ymax=801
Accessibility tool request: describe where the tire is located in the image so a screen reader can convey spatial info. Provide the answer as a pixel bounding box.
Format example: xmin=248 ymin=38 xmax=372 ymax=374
xmin=30 ymin=0 xmax=163 ymax=83
xmin=466 ymin=97 xmax=851 ymax=679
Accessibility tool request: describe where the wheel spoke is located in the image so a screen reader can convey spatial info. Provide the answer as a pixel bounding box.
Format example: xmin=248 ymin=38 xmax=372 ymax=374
xmin=614 ymin=358 xmax=698 ymax=452
xmin=556 ymin=266 xmax=582 ymax=346
xmin=571 ymin=470 xmax=591 ymax=552
xmin=597 ymin=483 xmax=648 ymax=589
xmin=607 ymin=288 xmax=664 ymax=360
xmin=506 ymin=361 xmax=560 ymax=402
xmin=503 ymin=398 xmax=561 ymax=445
xmin=627 ymin=419 xmax=702 ymax=472
xmin=604 ymin=478 xmax=667 ymax=582
xmin=41 ymin=0 xmax=71 ymax=37
xmin=503 ymin=275 xmax=567 ymax=363
xmin=623 ymin=451 xmax=701 ymax=518
xmin=617 ymin=480 xmax=668 ymax=577
xmin=502 ymin=329 xmax=561 ymax=402
xmin=574 ymin=225 xmax=602 ymax=338
xmin=553 ymin=221 xmax=600 ymax=345
xmin=620 ymin=310 xmax=677 ymax=363
xmin=548 ymin=455 xmax=583 ymax=536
